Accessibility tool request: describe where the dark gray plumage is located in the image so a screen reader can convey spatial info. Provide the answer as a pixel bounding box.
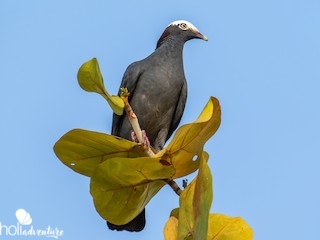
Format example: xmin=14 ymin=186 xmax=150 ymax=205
xmin=108 ymin=20 xmax=207 ymax=232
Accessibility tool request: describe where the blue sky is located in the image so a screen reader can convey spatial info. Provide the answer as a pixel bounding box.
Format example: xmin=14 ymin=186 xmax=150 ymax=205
xmin=1 ymin=0 xmax=320 ymax=239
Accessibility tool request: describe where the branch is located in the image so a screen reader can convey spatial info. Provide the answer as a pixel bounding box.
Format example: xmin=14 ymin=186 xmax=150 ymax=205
xmin=166 ymin=179 xmax=182 ymax=196
xmin=120 ymin=88 xmax=182 ymax=196
xmin=120 ymin=88 xmax=155 ymax=157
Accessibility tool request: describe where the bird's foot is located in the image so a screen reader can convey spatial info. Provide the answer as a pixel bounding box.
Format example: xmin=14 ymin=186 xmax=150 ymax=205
xmin=131 ymin=130 xmax=150 ymax=149
xmin=131 ymin=131 xmax=138 ymax=143
xmin=141 ymin=130 xmax=150 ymax=148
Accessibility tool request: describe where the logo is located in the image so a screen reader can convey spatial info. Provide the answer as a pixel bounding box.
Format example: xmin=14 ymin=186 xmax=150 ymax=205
xmin=0 ymin=209 xmax=64 ymax=238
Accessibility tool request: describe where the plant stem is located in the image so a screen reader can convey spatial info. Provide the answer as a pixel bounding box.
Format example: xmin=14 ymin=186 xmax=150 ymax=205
xmin=120 ymin=88 xmax=182 ymax=195
xmin=166 ymin=179 xmax=182 ymax=196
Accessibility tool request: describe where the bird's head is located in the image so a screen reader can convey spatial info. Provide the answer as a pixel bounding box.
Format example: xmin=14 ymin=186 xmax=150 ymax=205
xmin=157 ymin=20 xmax=208 ymax=48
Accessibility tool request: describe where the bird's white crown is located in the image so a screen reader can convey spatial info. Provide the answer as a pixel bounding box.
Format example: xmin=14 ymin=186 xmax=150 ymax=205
xmin=169 ymin=20 xmax=199 ymax=32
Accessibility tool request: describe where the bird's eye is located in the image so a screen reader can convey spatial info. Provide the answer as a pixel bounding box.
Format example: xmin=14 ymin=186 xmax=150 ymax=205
xmin=178 ymin=23 xmax=188 ymax=30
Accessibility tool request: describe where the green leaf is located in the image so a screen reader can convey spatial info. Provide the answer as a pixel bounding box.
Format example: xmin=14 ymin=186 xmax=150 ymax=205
xmin=178 ymin=152 xmax=212 ymax=240
xmin=90 ymin=157 xmax=175 ymax=225
xmin=207 ymin=214 xmax=254 ymax=240
xmin=54 ymin=97 xmax=220 ymax=179
xmin=194 ymin=151 xmax=212 ymax=240
xmin=77 ymin=58 xmax=104 ymax=94
xmin=178 ymin=179 xmax=194 ymax=240
xmin=53 ymin=129 xmax=147 ymax=177
xmin=170 ymin=208 xmax=180 ymax=219
xmin=77 ymin=58 xmax=124 ymax=115
xmin=157 ymin=97 xmax=221 ymax=179
xmin=53 ymin=97 xmax=220 ymax=227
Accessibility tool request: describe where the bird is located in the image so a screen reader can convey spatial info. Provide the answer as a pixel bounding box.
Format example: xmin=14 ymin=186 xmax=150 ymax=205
xmin=109 ymin=20 xmax=208 ymax=232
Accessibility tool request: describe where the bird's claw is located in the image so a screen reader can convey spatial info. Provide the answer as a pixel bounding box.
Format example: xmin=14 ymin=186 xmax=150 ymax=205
xmin=131 ymin=130 xmax=151 ymax=149
xmin=131 ymin=131 xmax=138 ymax=143
xmin=141 ymin=130 xmax=150 ymax=148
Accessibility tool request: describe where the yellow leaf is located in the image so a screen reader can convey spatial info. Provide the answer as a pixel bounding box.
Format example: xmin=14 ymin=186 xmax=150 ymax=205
xmin=157 ymin=97 xmax=221 ymax=179
xmin=164 ymin=216 xmax=178 ymax=240
xmin=90 ymin=157 xmax=175 ymax=225
xmin=77 ymin=58 xmax=124 ymax=115
xmin=178 ymin=152 xmax=212 ymax=240
xmin=53 ymin=129 xmax=147 ymax=177
xmin=207 ymin=214 xmax=254 ymax=240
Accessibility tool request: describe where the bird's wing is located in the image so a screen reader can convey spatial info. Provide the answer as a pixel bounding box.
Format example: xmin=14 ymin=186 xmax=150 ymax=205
xmin=166 ymin=82 xmax=187 ymax=141
xmin=111 ymin=62 xmax=143 ymax=135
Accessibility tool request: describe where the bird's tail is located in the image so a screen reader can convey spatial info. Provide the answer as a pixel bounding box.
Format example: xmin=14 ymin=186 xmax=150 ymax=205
xmin=107 ymin=209 xmax=146 ymax=232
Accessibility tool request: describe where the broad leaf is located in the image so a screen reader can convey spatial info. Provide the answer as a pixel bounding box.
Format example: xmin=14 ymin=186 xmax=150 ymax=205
xmin=177 ymin=175 xmax=197 ymax=239
xmin=164 ymin=216 xmax=178 ymax=240
xmin=54 ymin=97 xmax=220 ymax=226
xmin=77 ymin=58 xmax=124 ymax=115
xmin=165 ymin=213 xmax=253 ymax=240
xmin=178 ymin=152 xmax=212 ymax=240
xmin=170 ymin=208 xmax=180 ymax=219
xmin=157 ymin=97 xmax=221 ymax=179
xmin=54 ymin=97 xmax=220 ymax=179
xmin=207 ymin=214 xmax=254 ymax=240
xmin=194 ymin=151 xmax=212 ymax=239
xmin=53 ymin=129 xmax=147 ymax=177
xmin=90 ymin=157 xmax=175 ymax=225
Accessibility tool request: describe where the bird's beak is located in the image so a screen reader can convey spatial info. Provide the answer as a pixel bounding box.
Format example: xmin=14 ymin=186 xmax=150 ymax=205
xmin=195 ymin=31 xmax=208 ymax=41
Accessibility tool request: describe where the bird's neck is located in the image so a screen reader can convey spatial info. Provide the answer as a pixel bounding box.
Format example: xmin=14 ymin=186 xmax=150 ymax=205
xmin=156 ymin=39 xmax=184 ymax=59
